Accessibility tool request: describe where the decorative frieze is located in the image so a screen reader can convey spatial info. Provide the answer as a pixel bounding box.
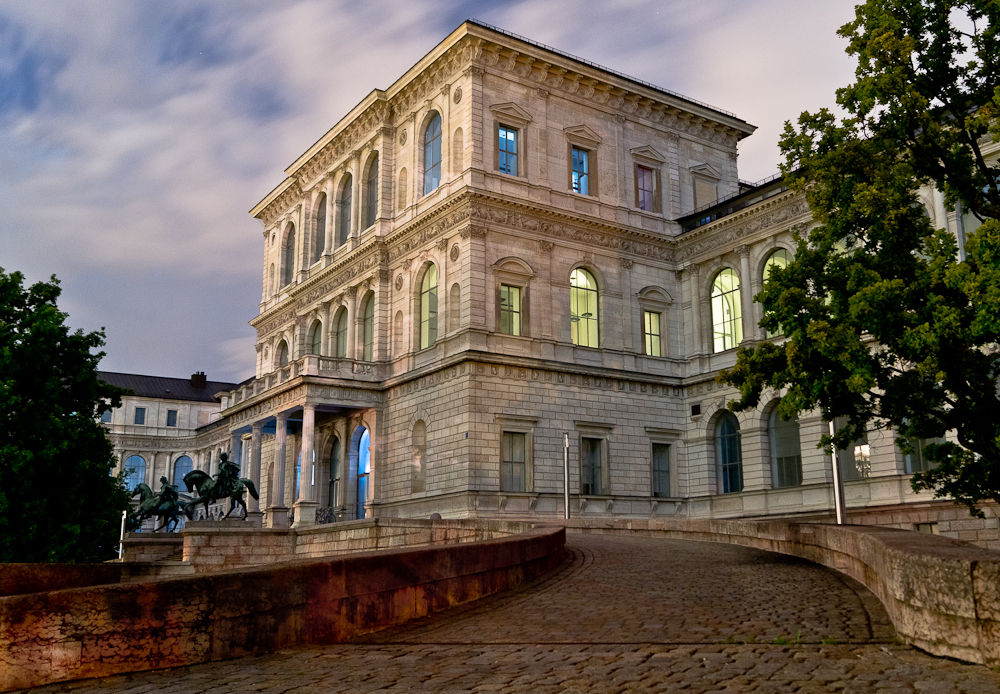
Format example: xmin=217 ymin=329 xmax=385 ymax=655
xmin=675 ymin=196 xmax=810 ymax=263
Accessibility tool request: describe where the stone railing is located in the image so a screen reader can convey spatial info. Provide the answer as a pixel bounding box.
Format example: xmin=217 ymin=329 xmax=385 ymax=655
xmin=565 ymin=518 xmax=1000 ymax=666
xmin=228 ymin=355 xmax=383 ymax=405
xmin=0 ymin=521 xmax=565 ymax=692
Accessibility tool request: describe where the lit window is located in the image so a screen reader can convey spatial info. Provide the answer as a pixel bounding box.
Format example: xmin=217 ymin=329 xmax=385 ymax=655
xmin=357 ymin=428 xmax=371 ymax=519
xmin=571 ymin=146 xmax=589 ymax=195
xmin=362 ymin=293 xmax=375 ymax=361
xmin=643 ymin=310 xmax=661 ymax=357
xmin=498 ymin=125 xmax=518 ymax=175
xmin=769 ymin=408 xmax=802 ymax=487
xmin=652 ymin=443 xmax=670 ymax=498
xmin=173 ymin=455 xmax=192 ymax=484
xmin=334 ymin=308 xmax=348 ymax=358
xmin=637 ymin=165 xmax=655 ymax=211
xmin=166 ymin=409 xmax=178 ymax=428
xmin=580 ymin=437 xmax=604 ymax=495
xmin=134 ymin=407 xmax=146 ymax=426
xmin=499 ymin=284 xmax=521 ymax=336
xmin=711 ymin=268 xmax=742 ymax=352
xmin=338 ymin=175 xmax=352 ymax=246
xmin=420 ymin=265 xmax=438 ymax=349
xmin=423 ymin=113 xmax=442 ymax=195
xmin=501 ymin=431 xmax=526 ymax=492
xmin=313 ymin=193 xmax=326 ymax=262
xmin=570 ymin=268 xmax=599 ymax=347
xmin=762 ymin=249 xmax=792 ymax=338
xmin=716 ymin=412 xmax=743 ymax=493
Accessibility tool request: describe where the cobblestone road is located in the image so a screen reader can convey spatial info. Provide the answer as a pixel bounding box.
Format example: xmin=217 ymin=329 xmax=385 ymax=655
xmin=21 ymin=534 xmax=1000 ymax=693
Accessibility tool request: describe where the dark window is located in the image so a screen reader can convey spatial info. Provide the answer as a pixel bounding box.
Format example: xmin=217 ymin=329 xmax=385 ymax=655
xmin=123 ymin=455 xmax=145 ymax=491
xmin=338 ymin=175 xmax=352 ymax=246
xmin=770 ymin=409 xmax=802 ymax=487
xmin=581 ymin=437 xmax=603 ymax=495
xmin=423 ymin=114 xmax=442 ymax=194
xmin=308 ymin=319 xmax=322 ymax=355
xmin=100 ymin=408 xmax=112 ymax=424
xmin=313 ymin=193 xmax=326 ymax=262
xmin=281 ymin=225 xmax=296 ymax=287
xmin=501 ymin=432 xmax=526 ymax=492
xmin=571 ymin=147 xmax=589 ymax=195
xmin=329 ymin=437 xmax=341 ymax=509
xmin=334 ymin=308 xmax=348 ymax=358
xmin=716 ymin=412 xmax=743 ymax=493
xmin=652 ymin=443 xmax=670 ymax=497
xmin=364 ymin=154 xmax=379 ymax=228
xmin=134 ymin=407 xmax=146 ymax=425
xmin=166 ymin=409 xmax=178 ymax=427
xmin=637 ymin=165 xmax=655 ymax=211
xmin=498 ymin=125 xmax=518 ymax=175
xmin=362 ymin=293 xmax=375 ymax=361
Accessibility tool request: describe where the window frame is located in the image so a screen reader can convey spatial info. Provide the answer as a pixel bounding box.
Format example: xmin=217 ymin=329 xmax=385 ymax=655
xmin=172 ymin=455 xmax=193 ymax=485
xmin=123 ymin=455 xmax=146 ymax=491
xmin=362 ymin=292 xmax=375 ymax=361
xmin=363 ymin=153 xmax=379 ymax=230
xmin=166 ymin=409 xmax=178 ymax=428
xmin=281 ymin=223 xmax=296 ymax=288
xmin=576 ymin=422 xmax=612 ymax=497
xmin=768 ymin=406 xmax=802 ymax=488
xmin=762 ymin=248 xmax=793 ymax=339
xmin=313 ymin=193 xmax=327 ymax=263
xmin=337 ymin=174 xmax=353 ymax=247
xmin=643 ymin=310 xmax=662 ymax=357
xmin=419 ymin=264 xmax=438 ymax=349
xmin=499 ymin=284 xmax=522 ymax=336
xmin=715 ymin=411 xmax=744 ymax=494
xmin=334 ymin=307 xmax=348 ymax=358
xmin=646 ymin=427 xmax=681 ymax=499
xmin=570 ymin=145 xmax=591 ymax=196
xmin=570 ymin=268 xmax=599 ymax=348
xmin=307 ymin=319 xmax=322 ymax=356
xmin=496 ymin=124 xmax=519 ymax=177
xmin=134 ymin=407 xmax=146 ymax=426
xmin=711 ymin=268 xmax=743 ymax=353
xmin=423 ymin=112 xmax=443 ymax=195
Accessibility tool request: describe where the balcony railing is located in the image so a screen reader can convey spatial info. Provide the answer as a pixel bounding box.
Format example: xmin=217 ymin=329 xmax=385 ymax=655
xmin=227 ymin=355 xmax=383 ymax=407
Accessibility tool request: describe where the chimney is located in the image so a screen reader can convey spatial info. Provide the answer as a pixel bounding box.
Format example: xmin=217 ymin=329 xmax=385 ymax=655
xmin=190 ymin=372 xmax=207 ymax=389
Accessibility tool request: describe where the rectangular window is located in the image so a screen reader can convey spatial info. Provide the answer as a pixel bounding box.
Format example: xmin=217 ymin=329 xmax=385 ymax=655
xmin=637 ymin=165 xmax=655 ymax=211
xmin=501 ymin=432 xmax=526 ymax=492
xmin=134 ymin=407 xmax=146 ymax=425
xmin=571 ymin=147 xmax=589 ymax=195
xmin=840 ymin=432 xmax=871 ymax=481
xmin=643 ymin=310 xmax=661 ymax=357
xmin=906 ymin=436 xmax=945 ymax=474
xmin=581 ymin=437 xmax=603 ymax=495
xmin=499 ymin=284 xmax=521 ymax=336
xmin=166 ymin=409 xmax=178 ymax=427
xmin=652 ymin=443 xmax=670 ymax=497
xmin=100 ymin=408 xmax=112 ymax=424
xmin=498 ymin=125 xmax=518 ymax=176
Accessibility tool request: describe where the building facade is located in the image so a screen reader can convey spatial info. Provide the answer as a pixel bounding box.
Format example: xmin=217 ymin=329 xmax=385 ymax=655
xmin=162 ymin=22 xmax=991 ymax=542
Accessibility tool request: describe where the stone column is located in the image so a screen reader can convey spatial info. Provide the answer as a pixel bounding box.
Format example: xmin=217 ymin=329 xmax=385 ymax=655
xmin=737 ymin=245 xmax=755 ymax=342
xmin=229 ymin=431 xmax=241 ymax=475
xmin=267 ymin=412 xmax=289 ymax=528
xmin=293 ymin=404 xmax=318 ymax=527
xmin=248 ymin=421 xmax=264 ymax=527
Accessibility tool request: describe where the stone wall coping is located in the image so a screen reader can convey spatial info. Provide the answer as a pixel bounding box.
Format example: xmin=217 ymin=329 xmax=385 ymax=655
xmin=563 ymin=517 xmax=1000 ymax=666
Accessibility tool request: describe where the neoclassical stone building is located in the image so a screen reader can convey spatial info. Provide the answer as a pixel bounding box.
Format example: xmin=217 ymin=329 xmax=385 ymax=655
xmin=211 ymin=21 xmax=995 ymax=541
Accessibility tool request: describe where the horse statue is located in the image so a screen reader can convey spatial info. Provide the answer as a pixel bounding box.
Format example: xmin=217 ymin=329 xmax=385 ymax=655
xmin=183 ymin=452 xmax=259 ymax=520
xmin=129 ymin=476 xmax=188 ymax=532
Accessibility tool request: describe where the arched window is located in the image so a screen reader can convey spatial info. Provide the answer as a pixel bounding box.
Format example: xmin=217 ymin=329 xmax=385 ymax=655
xmin=307 ymin=319 xmax=322 ymax=355
xmin=769 ymin=407 xmax=802 ymax=487
xmin=570 ymin=268 xmax=599 ymax=347
xmin=329 ymin=437 xmax=341 ymax=509
xmin=124 ymin=455 xmax=146 ymax=491
xmin=411 ymin=420 xmax=427 ymax=493
xmin=173 ymin=455 xmax=193 ymax=485
xmin=295 ymin=450 xmax=301 ymax=501
xmin=364 ymin=154 xmax=379 ymax=229
xmin=762 ymin=249 xmax=792 ymax=338
xmin=276 ymin=340 xmax=289 ymax=368
xmin=357 ymin=428 xmax=371 ymax=519
xmin=423 ymin=113 xmax=442 ymax=195
xmin=716 ymin=412 xmax=743 ymax=493
xmin=334 ymin=307 xmax=348 ymax=358
xmin=313 ymin=193 xmax=327 ymax=262
xmin=281 ymin=224 xmax=296 ymax=287
xmin=711 ymin=268 xmax=742 ymax=352
xmin=420 ymin=264 xmax=438 ymax=349
xmin=338 ymin=174 xmax=352 ymax=247
xmin=362 ymin=292 xmax=375 ymax=361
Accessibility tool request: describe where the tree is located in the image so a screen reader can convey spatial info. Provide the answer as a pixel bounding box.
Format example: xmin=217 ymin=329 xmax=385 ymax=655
xmin=720 ymin=0 xmax=1000 ymax=516
xmin=0 ymin=269 xmax=131 ymax=562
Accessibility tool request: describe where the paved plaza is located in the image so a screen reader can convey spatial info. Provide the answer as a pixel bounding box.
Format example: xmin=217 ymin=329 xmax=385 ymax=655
xmin=20 ymin=534 xmax=1000 ymax=693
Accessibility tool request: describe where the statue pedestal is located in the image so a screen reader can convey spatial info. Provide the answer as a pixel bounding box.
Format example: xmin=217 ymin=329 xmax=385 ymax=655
xmin=265 ymin=507 xmax=288 ymax=529
xmin=245 ymin=511 xmax=264 ymax=529
xmin=292 ymin=500 xmax=319 ymax=528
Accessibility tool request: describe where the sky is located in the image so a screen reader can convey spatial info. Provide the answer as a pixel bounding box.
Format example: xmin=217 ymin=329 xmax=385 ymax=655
xmin=0 ymin=0 xmax=859 ymax=384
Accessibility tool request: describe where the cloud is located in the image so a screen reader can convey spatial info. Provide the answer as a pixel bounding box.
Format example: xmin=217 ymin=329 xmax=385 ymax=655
xmin=0 ymin=0 xmax=860 ymax=382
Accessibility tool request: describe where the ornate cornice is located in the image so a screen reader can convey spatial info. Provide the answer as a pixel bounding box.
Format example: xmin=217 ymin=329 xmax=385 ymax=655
xmin=674 ymin=192 xmax=810 ymax=263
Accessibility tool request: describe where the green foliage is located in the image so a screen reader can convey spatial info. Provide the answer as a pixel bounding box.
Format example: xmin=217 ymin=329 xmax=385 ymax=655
xmin=720 ymin=1 xmax=1000 ymax=516
xmin=0 ymin=269 xmax=131 ymax=562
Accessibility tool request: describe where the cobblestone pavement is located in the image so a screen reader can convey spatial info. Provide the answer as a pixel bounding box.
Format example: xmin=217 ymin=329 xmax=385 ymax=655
xmin=21 ymin=534 xmax=1000 ymax=693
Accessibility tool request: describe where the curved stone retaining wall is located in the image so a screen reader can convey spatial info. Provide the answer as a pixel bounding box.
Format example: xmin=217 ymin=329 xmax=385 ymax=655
xmin=566 ymin=518 xmax=1000 ymax=666
xmin=0 ymin=524 xmax=565 ymax=692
